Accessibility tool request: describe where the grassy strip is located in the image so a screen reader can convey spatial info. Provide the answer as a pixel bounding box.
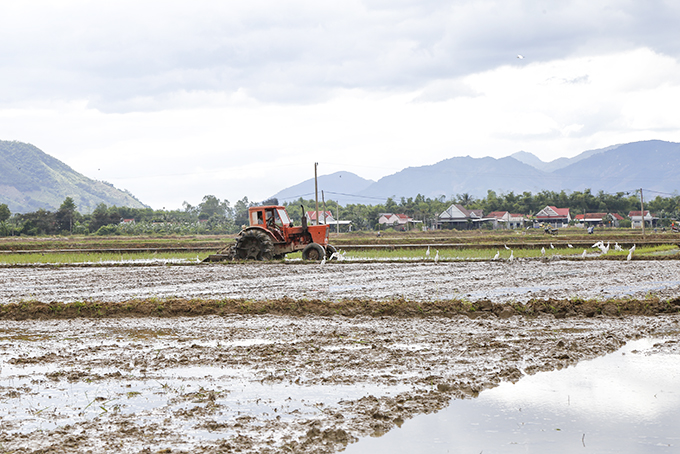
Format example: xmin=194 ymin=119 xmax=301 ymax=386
xmin=307 ymin=245 xmax=679 ymax=260
xmin=0 ymin=251 xmax=208 ymax=265
xmin=3 ymin=296 xmax=680 ymax=321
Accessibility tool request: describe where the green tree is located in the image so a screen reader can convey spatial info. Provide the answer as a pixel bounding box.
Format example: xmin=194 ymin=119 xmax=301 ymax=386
xmin=198 ymin=195 xmax=231 ymax=220
xmin=56 ymin=197 xmax=78 ymax=233
xmin=0 ymin=204 xmax=9 ymax=223
xmin=89 ymin=203 xmax=121 ymax=233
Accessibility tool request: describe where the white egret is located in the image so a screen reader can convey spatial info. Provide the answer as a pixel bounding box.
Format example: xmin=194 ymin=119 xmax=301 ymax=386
xmin=550 ymin=243 xmax=555 ymax=249
xmin=599 ymin=242 xmax=610 ymax=255
xmin=426 ymin=246 xmax=430 ymax=258
xmin=614 ymin=242 xmax=623 ymax=252
xmin=567 ymin=244 xmax=574 ymax=248
xmin=541 ymin=247 xmax=546 ymax=256
xmin=493 ymin=250 xmax=500 ymax=260
xmin=582 ymin=249 xmax=587 ymax=258
xmin=509 ymin=250 xmax=514 ymax=262
xmin=627 ymin=244 xmax=635 ymax=261
xmin=504 ymin=244 xmax=510 ymax=250
xmin=320 ymin=256 xmax=326 ymax=265
xmin=592 ymin=241 xmax=603 ymax=249
xmin=434 ymin=250 xmax=439 ymax=263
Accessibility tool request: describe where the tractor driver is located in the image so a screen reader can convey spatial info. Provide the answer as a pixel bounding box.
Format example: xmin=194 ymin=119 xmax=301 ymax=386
xmin=266 ymin=209 xmax=285 ymax=241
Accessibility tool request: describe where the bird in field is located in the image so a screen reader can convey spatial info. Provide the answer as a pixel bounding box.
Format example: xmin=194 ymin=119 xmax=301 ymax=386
xmin=493 ymin=250 xmax=500 ymax=260
xmin=582 ymin=249 xmax=587 ymax=258
xmin=320 ymin=256 xmax=326 ymax=266
xmin=434 ymin=250 xmax=439 ymax=263
xmin=599 ymin=241 xmax=610 ymax=255
xmin=426 ymin=246 xmax=430 ymax=258
xmin=567 ymin=244 xmax=574 ymax=248
xmin=550 ymin=243 xmax=555 ymax=249
xmin=614 ymin=242 xmax=623 ymax=252
xmin=504 ymin=244 xmax=510 ymax=250
xmin=627 ymin=244 xmax=635 ymax=261
xmin=509 ymin=250 xmax=514 ymax=262
xmin=592 ymin=241 xmax=603 ymax=249
xmin=541 ymin=247 xmax=546 ymax=256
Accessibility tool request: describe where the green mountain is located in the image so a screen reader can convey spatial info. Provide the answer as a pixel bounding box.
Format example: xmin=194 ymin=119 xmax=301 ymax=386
xmin=0 ymin=140 xmax=148 ymax=213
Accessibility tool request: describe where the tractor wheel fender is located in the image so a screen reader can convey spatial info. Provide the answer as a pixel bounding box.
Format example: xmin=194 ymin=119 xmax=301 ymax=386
xmin=241 ymin=226 xmax=277 ymax=242
xmin=301 ymin=242 xmax=325 ymax=261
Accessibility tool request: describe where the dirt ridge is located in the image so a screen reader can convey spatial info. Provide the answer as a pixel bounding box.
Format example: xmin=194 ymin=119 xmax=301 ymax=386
xmin=3 ymin=296 xmax=680 ymax=321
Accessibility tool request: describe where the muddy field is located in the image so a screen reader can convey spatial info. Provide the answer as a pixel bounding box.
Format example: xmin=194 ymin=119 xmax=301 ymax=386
xmin=2 ymin=259 xmax=680 ymax=304
xmin=1 ymin=260 xmax=679 ymax=453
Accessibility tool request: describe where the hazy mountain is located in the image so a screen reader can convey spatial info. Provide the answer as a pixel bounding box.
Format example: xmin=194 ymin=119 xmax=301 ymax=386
xmin=1 ymin=140 xmax=148 ymax=213
xmin=355 ymin=156 xmax=561 ymax=201
xmin=511 ymin=145 xmax=618 ymax=172
xmin=509 ymin=151 xmax=549 ymax=171
xmin=555 ymin=140 xmax=680 ymax=194
xmin=270 ymin=171 xmax=375 ymax=206
xmin=273 ymin=140 xmax=680 ymax=204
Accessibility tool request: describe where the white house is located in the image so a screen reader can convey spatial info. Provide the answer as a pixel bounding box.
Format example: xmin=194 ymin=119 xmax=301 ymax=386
xmin=437 ymin=204 xmax=483 ymax=229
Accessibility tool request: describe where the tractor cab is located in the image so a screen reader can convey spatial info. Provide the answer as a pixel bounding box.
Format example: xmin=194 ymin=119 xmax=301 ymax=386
xmin=248 ymin=206 xmax=291 ymax=242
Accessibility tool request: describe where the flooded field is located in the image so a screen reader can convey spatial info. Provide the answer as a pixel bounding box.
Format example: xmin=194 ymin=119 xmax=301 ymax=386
xmin=0 ymin=260 xmax=679 ymax=453
xmin=2 ymin=259 xmax=680 ymax=303
xmin=345 ymin=338 xmax=680 ymax=453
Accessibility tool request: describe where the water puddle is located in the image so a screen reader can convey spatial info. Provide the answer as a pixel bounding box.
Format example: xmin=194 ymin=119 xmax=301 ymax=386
xmin=345 ymin=338 xmax=680 ymax=453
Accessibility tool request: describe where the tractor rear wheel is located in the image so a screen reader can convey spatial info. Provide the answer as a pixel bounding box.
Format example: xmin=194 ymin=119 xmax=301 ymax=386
xmin=234 ymin=230 xmax=274 ymax=260
xmin=301 ymin=242 xmax=325 ymax=261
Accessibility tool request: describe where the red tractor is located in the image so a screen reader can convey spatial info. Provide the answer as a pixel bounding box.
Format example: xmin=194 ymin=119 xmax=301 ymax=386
xmin=204 ymin=205 xmax=336 ymax=261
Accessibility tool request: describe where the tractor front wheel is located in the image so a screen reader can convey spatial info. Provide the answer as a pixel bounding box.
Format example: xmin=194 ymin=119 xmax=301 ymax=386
xmin=302 ymin=242 xmax=325 ymax=261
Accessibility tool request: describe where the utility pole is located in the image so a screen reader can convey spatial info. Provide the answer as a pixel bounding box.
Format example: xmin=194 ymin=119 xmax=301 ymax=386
xmin=314 ymin=163 xmax=319 ymax=226
xmin=640 ymin=188 xmax=645 ymax=239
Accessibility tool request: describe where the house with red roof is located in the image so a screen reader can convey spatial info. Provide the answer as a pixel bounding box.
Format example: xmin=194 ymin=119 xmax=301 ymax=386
xmin=486 ymin=211 xmax=526 ymax=229
xmin=574 ymin=212 xmax=624 ymax=228
xmin=535 ymin=206 xmax=570 ymax=227
xmin=378 ymin=213 xmax=418 ymax=231
xmin=628 ymin=210 xmax=657 ymax=229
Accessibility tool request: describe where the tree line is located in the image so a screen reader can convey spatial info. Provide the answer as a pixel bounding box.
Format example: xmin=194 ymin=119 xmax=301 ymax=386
xmin=1 ymin=188 xmax=678 ymax=237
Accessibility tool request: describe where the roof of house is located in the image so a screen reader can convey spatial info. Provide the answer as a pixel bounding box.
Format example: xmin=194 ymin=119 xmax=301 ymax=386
xmin=536 ymin=206 xmax=570 ymax=218
xmin=628 ymin=210 xmax=651 ymax=217
xmin=487 ymin=211 xmax=509 ymax=218
xmin=440 ymin=204 xmax=484 ymax=219
xmin=306 ymin=211 xmax=334 ymax=220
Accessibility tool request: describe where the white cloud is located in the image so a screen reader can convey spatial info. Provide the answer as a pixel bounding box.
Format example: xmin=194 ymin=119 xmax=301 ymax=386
xmin=2 ymin=2 xmax=680 ymax=208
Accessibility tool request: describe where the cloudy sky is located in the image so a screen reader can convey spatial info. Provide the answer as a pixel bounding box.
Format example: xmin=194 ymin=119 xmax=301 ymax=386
xmin=2 ymin=1 xmax=680 ymax=209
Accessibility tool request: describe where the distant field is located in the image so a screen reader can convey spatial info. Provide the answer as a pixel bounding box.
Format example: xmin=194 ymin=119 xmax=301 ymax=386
xmin=1 ymin=229 xmax=678 ymax=264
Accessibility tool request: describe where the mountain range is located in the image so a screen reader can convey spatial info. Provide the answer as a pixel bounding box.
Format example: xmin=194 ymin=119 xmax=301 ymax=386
xmin=272 ymin=140 xmax=680 ymax=205
xmin=1 ymin=140 xmax=148 ymax=213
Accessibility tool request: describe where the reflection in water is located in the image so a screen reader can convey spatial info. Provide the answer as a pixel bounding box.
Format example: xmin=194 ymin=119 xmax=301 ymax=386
xmin=345 ymin=338 xmax=680 ymax=454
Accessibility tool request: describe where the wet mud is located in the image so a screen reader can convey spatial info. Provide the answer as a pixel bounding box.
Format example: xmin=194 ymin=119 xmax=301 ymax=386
xmin=0 ymin=260 xmax=679 ymax=453
xmin=1 ymin=315 xmax=679 ymax=453
xmin=2 ymin=259 xmax=680 ymax=304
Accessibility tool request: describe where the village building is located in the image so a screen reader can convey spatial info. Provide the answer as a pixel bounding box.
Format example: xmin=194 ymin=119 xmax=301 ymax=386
xmin=535 ymin=206 xmax=571 ymax=228
xmin=486 ymin=211 xmax=526 ymax=229
xmin=305 ymin=210 xmax=352 ymax=231
xmin=628 ymin=210 xmax=658 ymax=229
xmin=437 ymin=204 xmax=483 ymax=229
xmin=574 ymin=212 xmax=624 ymax=228
xmin=377 ymin=213 xmax=420 ymax=231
